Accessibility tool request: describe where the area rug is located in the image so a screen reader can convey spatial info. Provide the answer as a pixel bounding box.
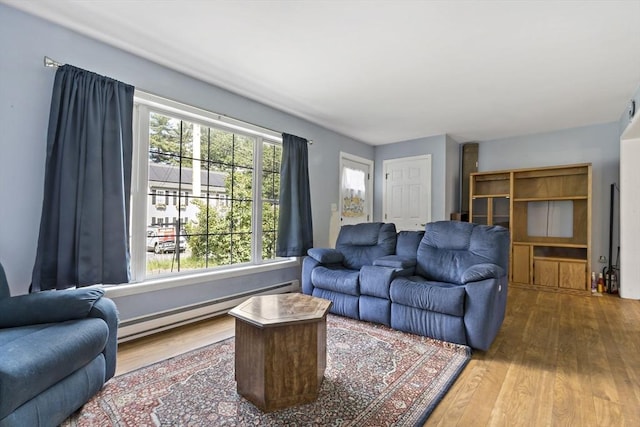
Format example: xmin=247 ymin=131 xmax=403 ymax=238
xmin=63 ymin=315 xmax=470 ymax=426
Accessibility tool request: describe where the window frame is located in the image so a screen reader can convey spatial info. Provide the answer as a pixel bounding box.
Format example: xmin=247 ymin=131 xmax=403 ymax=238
xmin=130 ymin=91 xmax=289 ymax=284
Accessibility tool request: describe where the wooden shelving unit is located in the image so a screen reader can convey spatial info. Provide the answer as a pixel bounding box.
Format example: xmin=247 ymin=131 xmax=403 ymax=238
xmin=469 ymin=172 xmax=511 ymax=229
xmin=470 ymin=163 xmax=592 ymax=295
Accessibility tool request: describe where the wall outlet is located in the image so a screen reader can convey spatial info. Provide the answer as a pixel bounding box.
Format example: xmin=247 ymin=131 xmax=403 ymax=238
xmin=599 ymin=255 xmax=607 ymax=263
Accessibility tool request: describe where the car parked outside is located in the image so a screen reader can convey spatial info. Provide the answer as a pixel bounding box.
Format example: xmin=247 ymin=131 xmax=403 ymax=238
xmin=146 ymin=226 xmax=187 ymax=254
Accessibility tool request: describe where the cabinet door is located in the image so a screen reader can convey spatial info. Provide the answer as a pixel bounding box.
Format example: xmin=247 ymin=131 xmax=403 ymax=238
xmin=471 ymin=196 xmax=510 ymax=228
xmin=534 ymin=260 xmax=559 ymax=287
xmin=471 ymin=198 xmax=488 ymax=225
xmin=559 ymin=261 xmax=586 ymax=290
xmin=491 ymin=197 xmax=510 ymax=229
xmin=512 ymin=245 xmax=530 ymax=284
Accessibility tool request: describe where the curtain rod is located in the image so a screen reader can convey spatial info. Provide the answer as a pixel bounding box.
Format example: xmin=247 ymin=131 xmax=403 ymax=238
xmin=44 ymin=56 xmax=63 ymax=68
xmin=43 ymin=56 xmax=313 ymax=145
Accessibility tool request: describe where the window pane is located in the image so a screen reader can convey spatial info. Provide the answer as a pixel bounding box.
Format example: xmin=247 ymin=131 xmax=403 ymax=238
xmin=149 ymin=113 xmax=181 ymax=161
xmin=138 ymin=103 xmax=282 ymax=280
xmin=205 ymin=128 xmax=234 ymax=166
xmin=231 ymin=232 xmax=252 ymax=264
xmin=261 ymin=141 xmax=281 ymax=261
xmin=262 ymin=201 xmax=278 ymax=260
xmin=179 ymin=121 xmax=194 ymax=163
xmin=262 ymin=202 xmax=278 ymax=232
xmin=192 ymin=161 xmax=226 ymax=206
xmin=262 ymin=142 xmax=281 ymax=173
xmin=262 ymin=171 xmax=279 ymax=201
xmin=231 ymin=200 xmax=253 ymax=233
xmin=230 ymin=168 xmax=253 ymax=201
xmin=208 ymin=233 xmax=232 ymax=266
xmin=234 ymin=135 xmax=254 ymax=169
xmin=341 ymin=166 xmax=366 ymax=220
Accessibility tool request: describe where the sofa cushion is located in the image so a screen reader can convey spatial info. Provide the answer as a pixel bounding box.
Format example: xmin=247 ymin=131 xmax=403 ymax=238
xmin=0 ymin=318 xmax=108 ymax=419
xmin=310 ymin=266 xmax=360 ymax=296
xmin=336 ymin=222 xmax=397 ymax=270
xmin=307 ymin=248 xmax=344 ymax=264
xmin=396 ymin=230 xmax=424 ymax=257
xmin=389 ymin=276 xmax=466 ymax=317
xmin=416 ymin=221 xmax=509 ymax=285
xmin=338 ymin=222 xmax=383 ymax=246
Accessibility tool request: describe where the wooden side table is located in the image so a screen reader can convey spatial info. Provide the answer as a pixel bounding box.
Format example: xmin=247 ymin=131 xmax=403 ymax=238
xmin=229 ymin=293 xmax=332 ymax=412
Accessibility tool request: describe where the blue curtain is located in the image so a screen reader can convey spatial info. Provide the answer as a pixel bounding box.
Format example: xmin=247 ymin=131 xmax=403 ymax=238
xmin=31 ymin=65 xmax=134 ymax=291
xmin=277 ymin=133 xmax=313 ymax=256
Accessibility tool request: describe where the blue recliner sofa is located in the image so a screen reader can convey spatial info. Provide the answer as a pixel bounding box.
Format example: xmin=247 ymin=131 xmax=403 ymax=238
xmin=303 ymin=221 xmax=510 ymax=351
xmin=0 ymin=263 xmax=119 ymax=427
xmin=302 ymin=222 xmax=397 ymax=319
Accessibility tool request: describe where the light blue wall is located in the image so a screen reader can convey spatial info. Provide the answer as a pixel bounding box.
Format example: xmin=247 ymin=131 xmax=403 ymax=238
xmin=477 ymin=122 xmax=620 ymax=269
xmin=0 ymin=5 xmax=373 ymax=307
xmin=374 ymin=135 xmax=450 ymax=222
xmin=0 ymin=4 xmax=627 ymax=309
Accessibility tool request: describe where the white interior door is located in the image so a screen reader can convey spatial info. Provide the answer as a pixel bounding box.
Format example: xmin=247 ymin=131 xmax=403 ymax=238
xmin=383 ymin=155 xmax=431 ymax=231
xmin=339 ymin=153 xmax=373 ymax=226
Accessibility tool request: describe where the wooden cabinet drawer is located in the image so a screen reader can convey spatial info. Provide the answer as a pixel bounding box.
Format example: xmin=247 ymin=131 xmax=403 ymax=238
xmin=534 ymin=259 xmax=559 ymax=287
xmin=558 ymin=261 xmax=587 ymax=290
xmin=533 ymin=258 xmax=587 ymax=290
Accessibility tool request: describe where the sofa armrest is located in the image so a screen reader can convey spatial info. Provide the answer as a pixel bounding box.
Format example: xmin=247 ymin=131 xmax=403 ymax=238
xmin=0 ymin=288 xmax=105 ymax=328
xmin=360 ymin=265 xmax=413 ymax=299
xmin=373 ymin=255 xmax=417 ymax=269
xmin=307 ymin=248 xmax=344 ymax=264
xmin=461 ymin=263 xmax=505 ymax=284
xmin=301 ymin=256 xmax=320 ymax=295
xmin=463 ymin=276 xmax=508 ymax=350
xmin=89 ymin=296 xmax=119 ymax=381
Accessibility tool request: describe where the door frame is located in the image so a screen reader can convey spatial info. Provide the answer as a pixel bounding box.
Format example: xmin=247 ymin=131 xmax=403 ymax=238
xmin=339 ymin=152 xmax=374 ymax=223
xmin=382 ymin=154 xmax=432 ymax=229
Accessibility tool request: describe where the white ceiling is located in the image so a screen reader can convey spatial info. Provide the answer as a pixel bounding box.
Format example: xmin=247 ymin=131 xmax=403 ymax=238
xmin=5 ymin=0 xmax=640 ymax=145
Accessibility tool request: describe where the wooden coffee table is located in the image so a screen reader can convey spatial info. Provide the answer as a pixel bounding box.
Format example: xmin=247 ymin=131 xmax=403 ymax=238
xmin=229 ymin=293 xmax=332 ymax=412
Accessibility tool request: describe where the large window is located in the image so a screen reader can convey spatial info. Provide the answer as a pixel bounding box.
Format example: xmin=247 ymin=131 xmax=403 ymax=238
xmin=131 ymin=94 xmax=282 ymax=280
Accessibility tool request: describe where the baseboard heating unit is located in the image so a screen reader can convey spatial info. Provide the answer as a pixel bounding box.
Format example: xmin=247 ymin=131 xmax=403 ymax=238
xmin=117 ymin=280 xmax=300 ymax=342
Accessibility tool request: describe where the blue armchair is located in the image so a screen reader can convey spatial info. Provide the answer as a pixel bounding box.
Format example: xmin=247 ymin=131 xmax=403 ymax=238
xmin=387 ymin=221 xmax=510 ymax=350
xmin=302 ymin=222 xmax=397 ymax=319
xmin=0 ymin=263 xmax=118 ymax=427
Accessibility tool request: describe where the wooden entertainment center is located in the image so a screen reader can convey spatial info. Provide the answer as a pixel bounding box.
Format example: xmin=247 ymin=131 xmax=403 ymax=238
xmin=470 ymin=163 xmax=591 ymax=294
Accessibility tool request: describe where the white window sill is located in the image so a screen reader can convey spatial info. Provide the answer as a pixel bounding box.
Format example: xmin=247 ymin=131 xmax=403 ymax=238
xmin=104 ymin=258 xmax=299 ymax=298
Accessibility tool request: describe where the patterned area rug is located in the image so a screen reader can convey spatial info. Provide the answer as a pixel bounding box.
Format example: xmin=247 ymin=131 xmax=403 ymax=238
xmin=64 ymin=315 xmax=470 ymax=426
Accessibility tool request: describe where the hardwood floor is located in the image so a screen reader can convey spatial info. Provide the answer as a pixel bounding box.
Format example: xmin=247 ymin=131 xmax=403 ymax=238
xmin=428 ymin=287 xmax=640 ymax=426
xmin=115 ymin=316 xmax=235 ymax=376
xmin=115 ymin=287 xmax=640 ymax=425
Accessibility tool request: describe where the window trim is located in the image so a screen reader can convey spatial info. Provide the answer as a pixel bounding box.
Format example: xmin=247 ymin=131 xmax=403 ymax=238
xmin=134 ymin=91 xmax=281 ymax=141
xmin=130 ymin=90 xmax=286 ymax=284
xmin=106 ymin=258 xmax=299 ymax=298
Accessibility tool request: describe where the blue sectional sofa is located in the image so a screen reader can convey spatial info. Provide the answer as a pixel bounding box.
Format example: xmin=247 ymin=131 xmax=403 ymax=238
xmin=0 ymin=263 xmax=119 ymax=427
xmin=302 ymin=221 xmax=510 ymax=351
